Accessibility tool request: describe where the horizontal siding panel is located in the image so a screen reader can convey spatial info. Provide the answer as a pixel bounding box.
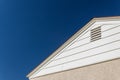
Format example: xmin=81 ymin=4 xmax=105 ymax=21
xmin=45 ymin=40 xmax=120 ymax=68
xmin=65 ymin=25 xmax=120 ymax=51
xmin=62 ymin=48 xmax=120 ymax=71
xmin=33 ymin=48 xmax=120 ymax=77
xmin=55 ymin=32 xmax=120 ymax=59
xmin=102 ymin=25 xmax=120 ymax=38
xmin=77 ymin=31 xmax=90 ymax=41
xmin=66 ymin=37 xmax=90 ymax=50
xmin=101 ymin=24 xmax=120 ymax=31
xmin=32 ymin=64 xmax=63 ymax=78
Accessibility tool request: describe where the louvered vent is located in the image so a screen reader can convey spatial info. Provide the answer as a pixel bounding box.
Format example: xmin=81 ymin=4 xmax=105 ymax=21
xmin=91 ymin=26 xmax=101 ymax=42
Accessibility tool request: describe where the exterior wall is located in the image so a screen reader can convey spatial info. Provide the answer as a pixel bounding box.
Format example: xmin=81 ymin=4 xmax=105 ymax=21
xmin=31 ymin=23 xmax=120 ymax=78
xmin=30 ymin=58 xmax=120 ymax=80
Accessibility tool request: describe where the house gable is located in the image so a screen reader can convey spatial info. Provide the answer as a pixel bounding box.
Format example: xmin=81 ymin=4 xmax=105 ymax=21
xmin=27 ymin=17 xmax=120 ymax=79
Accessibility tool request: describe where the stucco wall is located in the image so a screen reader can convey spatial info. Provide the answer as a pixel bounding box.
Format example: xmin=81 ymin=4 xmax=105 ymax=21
xmin=30 ymin=58 xmax=120 ymax=80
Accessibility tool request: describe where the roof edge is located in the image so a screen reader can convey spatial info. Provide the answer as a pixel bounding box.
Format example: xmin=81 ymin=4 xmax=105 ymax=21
xmin=26 ymin=17 xmax=95 ymax=78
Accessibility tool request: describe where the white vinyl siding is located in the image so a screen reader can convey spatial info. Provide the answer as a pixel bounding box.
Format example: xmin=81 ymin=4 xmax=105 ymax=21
xmin=54 ymin=25 xmax=120 ymax=59
xmin=30 ymin=21 xmax=120 ymax=78
xmin=45 ymin=32 xmax=120 ymax=67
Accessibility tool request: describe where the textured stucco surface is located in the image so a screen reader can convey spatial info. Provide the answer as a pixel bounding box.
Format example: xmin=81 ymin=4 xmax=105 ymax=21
xmin=30 ymin=58 xmax=120 ymax=80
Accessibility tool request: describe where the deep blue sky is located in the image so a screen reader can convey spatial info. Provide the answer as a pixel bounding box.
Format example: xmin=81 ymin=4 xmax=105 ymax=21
xmin=0 ymin=0 xmax=120 ymax=80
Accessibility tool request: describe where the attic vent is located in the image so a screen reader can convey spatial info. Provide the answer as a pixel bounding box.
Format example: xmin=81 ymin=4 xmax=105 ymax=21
xmin=91 ymin=26 xmax=101 ymax=42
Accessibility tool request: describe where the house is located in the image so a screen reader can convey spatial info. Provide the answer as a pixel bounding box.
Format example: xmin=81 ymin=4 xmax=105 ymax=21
xmin=27 ymin=16 xmax=120 ymax=80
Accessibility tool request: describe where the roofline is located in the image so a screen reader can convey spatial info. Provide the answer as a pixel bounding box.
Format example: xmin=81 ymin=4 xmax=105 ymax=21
xmin=94 ymin=16 xmax=120 ymax=21
xmin=27 ymin=16 xmax=120 ymax=78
